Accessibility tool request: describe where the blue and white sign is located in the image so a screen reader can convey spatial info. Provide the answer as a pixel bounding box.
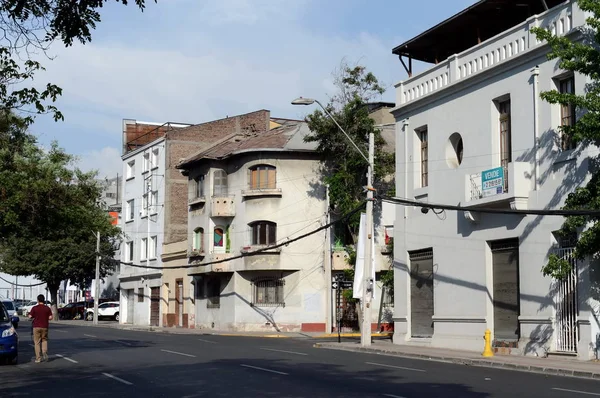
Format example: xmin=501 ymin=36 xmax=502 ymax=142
xmin=481 ymin=167 xmax=504 ymax=197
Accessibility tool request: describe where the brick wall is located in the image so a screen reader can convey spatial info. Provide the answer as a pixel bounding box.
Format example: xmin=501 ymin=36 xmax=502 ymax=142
xmin=163 ymin=110 xmax=271 ymax=245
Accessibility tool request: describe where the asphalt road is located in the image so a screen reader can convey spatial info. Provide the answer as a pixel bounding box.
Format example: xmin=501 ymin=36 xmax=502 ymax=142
xmin=0 ymin=321 xmax=599 ymax=397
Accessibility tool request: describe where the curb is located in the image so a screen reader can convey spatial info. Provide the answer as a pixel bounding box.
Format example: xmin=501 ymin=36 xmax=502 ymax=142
xmin=313 ymin=343 xmax=600 ymax=381
xmin=312 ymin=332 xmax=393 ymax=339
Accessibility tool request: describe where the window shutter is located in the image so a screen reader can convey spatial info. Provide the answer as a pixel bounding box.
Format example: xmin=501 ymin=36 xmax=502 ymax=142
xmin=267 ymin=168 xmax=276 ymax=189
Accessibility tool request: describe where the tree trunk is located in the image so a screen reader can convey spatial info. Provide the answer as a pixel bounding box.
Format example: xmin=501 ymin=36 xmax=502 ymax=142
xmin=47 ymin=283 xmax=59 ymax=322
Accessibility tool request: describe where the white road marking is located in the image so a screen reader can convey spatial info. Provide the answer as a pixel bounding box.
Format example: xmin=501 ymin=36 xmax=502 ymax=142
xmin=55 ymin=354 xmax=78 ymax=363
xmin=103 ymin=372 xmax=133 ymax=386
xmin=161 ymin=349 xmax=196 ymax=358
xmin=28 ymin=344 xmax=34 ymax=347
xmin=260 ymin=347 xmax=308 ymax=356
xmin=366 ymin=362 xmax=426 ymax=373
xmin=383 ymin=394 xmax=407 ymax=398
xmin=552 ymin=388 xmax=600 ymax=396
xmin=198 ymin=338 xmax=218 ymax=344
xmin=240 ymin=364 xmax=288 ymax=375
xmin=114 ymin=340 xmax=133 ymax=346
xmin=52 ymin=330 xmax=68 ymax=333
xmin=84 ymin=334 xmax=97 ymax=338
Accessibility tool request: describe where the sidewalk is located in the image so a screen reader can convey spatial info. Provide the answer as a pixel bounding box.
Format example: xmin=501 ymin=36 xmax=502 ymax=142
xmin=314 ymin=340 xmax=600 ymax=380
xmin=47 ymin=318 xmax=393 ymax=339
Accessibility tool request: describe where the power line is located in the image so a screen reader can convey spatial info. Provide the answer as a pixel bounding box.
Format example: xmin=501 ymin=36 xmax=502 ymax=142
xmin=117 ymin=200 xmax=367 ymax=270
xmin=0 ymin=275 xmax=46 ymax=287
xmin=379 ymin=195 xmax=600 ymax=217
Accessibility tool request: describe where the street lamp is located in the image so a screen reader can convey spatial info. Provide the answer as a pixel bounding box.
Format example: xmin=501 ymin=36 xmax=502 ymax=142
xmin=292 ymin=96 xmax=375 ymax=347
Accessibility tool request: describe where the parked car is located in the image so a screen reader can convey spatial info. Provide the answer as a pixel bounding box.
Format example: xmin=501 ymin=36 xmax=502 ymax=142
xmin=0 ymin=302 xmax=19 ymax=364
xmin=0 ymin=300 xmax=18 ymax=328
xmin=58 ymin=299 xmax=111 ymax=320
xmin=85 ymin=301 xmax=120 ymax=321
xmin=19 ymin=300 xmax=50 ymax=317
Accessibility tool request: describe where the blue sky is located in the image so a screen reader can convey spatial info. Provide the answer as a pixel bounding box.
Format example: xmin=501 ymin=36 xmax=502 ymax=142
xmin=30 ymin=0 xmax=476 ymax=178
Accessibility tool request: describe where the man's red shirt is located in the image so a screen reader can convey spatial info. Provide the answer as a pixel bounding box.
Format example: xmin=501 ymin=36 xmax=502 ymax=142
xmin=30 ymin=304 xmax=52 ymax=328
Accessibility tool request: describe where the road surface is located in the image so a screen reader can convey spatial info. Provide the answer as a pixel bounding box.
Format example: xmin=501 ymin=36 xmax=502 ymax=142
xmin=0 ymin=321 xmax=598 ymax=397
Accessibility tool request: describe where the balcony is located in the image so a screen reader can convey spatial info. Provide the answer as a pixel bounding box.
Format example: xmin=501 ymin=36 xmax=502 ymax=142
xmin=464 ymin=162 xmax=531 ymax=211
xmin=395 ymin=1 xmax=581 ymax=108
xmin=241 ymin=187 xmax=282 ymax=198
xmin=332 ymin=250 xmax=350 ymax=270
xmin=211 ymin=195 xmax=235 ymax=217
xmin=188 ymin=196 xmax=206 ymax=206
xmin=186 ymin=252 xmax=233 ymax=275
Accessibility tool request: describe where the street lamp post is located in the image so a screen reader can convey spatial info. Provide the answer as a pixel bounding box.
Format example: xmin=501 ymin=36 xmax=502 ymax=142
xmin=292 ymin=97 xmax=375 ymax=347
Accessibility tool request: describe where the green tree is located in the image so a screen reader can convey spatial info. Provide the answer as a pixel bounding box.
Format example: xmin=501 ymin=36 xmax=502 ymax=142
xmin=532 ymin=0 xmax=600 ymax=279
xmin=0 ymin=118 xmax=121 ymax=315
xmin=304 ymin=61 xmax=395 ymax=243
xmin=0 ymin=0 xmax=155 ymax=124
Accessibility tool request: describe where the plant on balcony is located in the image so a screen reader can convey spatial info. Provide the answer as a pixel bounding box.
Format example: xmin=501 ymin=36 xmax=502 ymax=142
xmin=532 ymin=1 xmax=600 ymax=279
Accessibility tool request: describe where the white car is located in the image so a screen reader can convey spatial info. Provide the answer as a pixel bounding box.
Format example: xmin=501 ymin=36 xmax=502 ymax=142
xmin=85 ymin=301 xmax=119 ymax=321
xmin=20 ymin=300 xmax=49 ymax=316
xmin=1 ymin=300 xmax=17 ymax=317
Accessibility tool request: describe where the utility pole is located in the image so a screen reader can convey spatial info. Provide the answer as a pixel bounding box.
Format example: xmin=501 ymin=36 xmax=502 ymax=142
xmin=361 ymin=131 xmax=375 ymax=347
xmin=145 ymin=172 xmax=152 ymax=269
xmin=94 ymin=231 xmax=100 ymax=325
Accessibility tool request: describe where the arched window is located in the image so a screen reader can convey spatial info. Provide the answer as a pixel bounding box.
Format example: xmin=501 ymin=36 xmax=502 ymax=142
xmin=193 ymin=227 xmax=204 ymax=252
xmin=213 ymin=226 xmax=225 ymax=253
xmin=213 ymin=169 xmax=228 ymax=195
xmin=250 ymin=221 xmax=276 ymax=246
xmin=249 ymin=165 xmax=276 ymax=190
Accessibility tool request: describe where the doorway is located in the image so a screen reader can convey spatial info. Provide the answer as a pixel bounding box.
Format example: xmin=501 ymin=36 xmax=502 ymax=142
xmin=410 ymin=249 xmax=434 ymax=338
xmin=126 ymin=289 xmax=134 ymax=324
xmin=491 ymin=238 xmax=520 ymax=342
xmin=150 ymin=287 xmax=160 ymax=327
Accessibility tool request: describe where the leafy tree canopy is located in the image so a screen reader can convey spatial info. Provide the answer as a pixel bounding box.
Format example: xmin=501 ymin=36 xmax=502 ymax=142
xmin=0 ymin=114 xmax=121 ymax=310
xmin=304 ymin=61 xmax=395 ymax=244
xmin=532 ymin=0 xmax=600 ymax=279
xmin=0 ymin=0 xmax=154 ymax=124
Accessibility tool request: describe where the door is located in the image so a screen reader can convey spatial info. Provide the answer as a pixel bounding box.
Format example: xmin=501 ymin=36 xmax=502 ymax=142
xmin=127 ymin=290 xmax=134 ymax=324
xmin=555 ymin=247 xmax=578 ymax=353
xmin=176 ymin=279 xmax=183 ymax=327
xmin=150 ymin=287 xmax=160 ymax=327
xmin=410 ymin=249 xmax=434 ymax=338
xmin=491 ymin=239 xmax=520 ymax=342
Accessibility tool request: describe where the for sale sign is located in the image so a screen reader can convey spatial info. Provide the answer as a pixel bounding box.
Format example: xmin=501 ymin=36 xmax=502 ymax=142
xmin=481 ymin=167 xmax=504 ymax=197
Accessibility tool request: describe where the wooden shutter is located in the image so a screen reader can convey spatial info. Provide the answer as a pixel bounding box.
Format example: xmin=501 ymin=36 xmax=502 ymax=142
xmin=267 ymin=168 xmax=276 ymax=189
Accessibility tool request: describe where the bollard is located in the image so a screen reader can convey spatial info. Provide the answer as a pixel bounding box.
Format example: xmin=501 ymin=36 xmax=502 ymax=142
xmin=482 ymin=329 xmax=494 ymax=357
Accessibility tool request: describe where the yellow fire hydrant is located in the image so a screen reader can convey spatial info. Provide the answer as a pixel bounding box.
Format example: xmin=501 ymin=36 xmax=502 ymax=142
xmin=482 ymin=329 xmax=494 ymax=357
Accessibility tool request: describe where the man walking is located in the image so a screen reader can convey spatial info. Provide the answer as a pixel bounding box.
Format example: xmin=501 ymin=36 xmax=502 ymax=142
xmin=28 ymin=294 xmax=53 ymax=363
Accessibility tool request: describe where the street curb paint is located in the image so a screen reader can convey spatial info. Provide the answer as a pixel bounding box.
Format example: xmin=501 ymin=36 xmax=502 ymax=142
xmin=312 ymin=332 xmax=393 ymax=338
xmin=313 ymin=343 xmax=600 ymax=381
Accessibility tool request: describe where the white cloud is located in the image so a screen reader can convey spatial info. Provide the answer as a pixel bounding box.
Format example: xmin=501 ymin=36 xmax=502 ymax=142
xmin=76 ymin=146 xmax=122 ymax=179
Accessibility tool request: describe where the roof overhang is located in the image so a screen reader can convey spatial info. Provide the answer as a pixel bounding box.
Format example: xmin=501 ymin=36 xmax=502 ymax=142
xmin=392 ymin=0 xmax=566 ymax=65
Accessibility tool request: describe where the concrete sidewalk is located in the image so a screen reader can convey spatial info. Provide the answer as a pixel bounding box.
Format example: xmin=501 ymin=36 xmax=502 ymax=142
xmin=314 ymin=340 xmax=600 ymax=380
xmin=44 ymin=318 xmax=393 ymax=339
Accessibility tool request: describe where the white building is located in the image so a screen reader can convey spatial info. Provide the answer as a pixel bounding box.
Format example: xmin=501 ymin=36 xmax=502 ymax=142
xmin=118 ymin=122 xmax=171 ymax=326
xmin=391 ymin=0 xmax=598 ymax=360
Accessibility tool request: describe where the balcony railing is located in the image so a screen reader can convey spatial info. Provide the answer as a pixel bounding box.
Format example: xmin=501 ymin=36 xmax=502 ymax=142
xmin=211 ymin=195 xmax=235 ymax=217
xmin=464 ymin=162 xmax=531 ymax=210
xmin=396 ymin=1 xmax=581 ymax=107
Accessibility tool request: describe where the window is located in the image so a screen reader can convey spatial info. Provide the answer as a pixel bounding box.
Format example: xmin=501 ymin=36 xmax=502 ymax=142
xmin=151 ymin=148 xmax=159 ymax=169
xmin=498 ymin=99 xmax=512 ymax=167
xmin=207 ymin=277 xmax=220 ymax=308
xmin=143 ymin=152 xmax=150 ymax=173
xmin=195 ymin=175 xmax=205 ymax=198
xmin=213 ymin=169 xmax=228 ymax=196
xmin=149 ymin=235 xmax=157 ymax=259
xmin=418 ymin=129 xmax=428 ymax=187
xmin=142 ymin=194 xmax=148 ymax=217
xmin=141 ymin=238 xmax=148 ymax=260
xmin=250 ymin=221 xmax=276 ymax=246
xmin=252 ymin=278 xmax=285 ymax=307
xmin=126 ymin=160 xmax=135 ymax=179
xmin=249 ymin=165 xmax=276 ymax=190
xmin=384 ymin=226 xmax=394 ymax=246
xmin=213 ymin=227 xmax=224 ymax=249
xmin=126 ymin=199 xmax=134 ymax=221
xmin=150 ymin=191 xmax=158 ymax=214
xmin=137 ymin=288 xmax=144 ymax=302
xmin=559 ymin=76 xmax=576 ymax=151
xmin=193 ymin=228 xmax=204 ymax=252
xmin=126 ymin=241 xmax=133 ymax=262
